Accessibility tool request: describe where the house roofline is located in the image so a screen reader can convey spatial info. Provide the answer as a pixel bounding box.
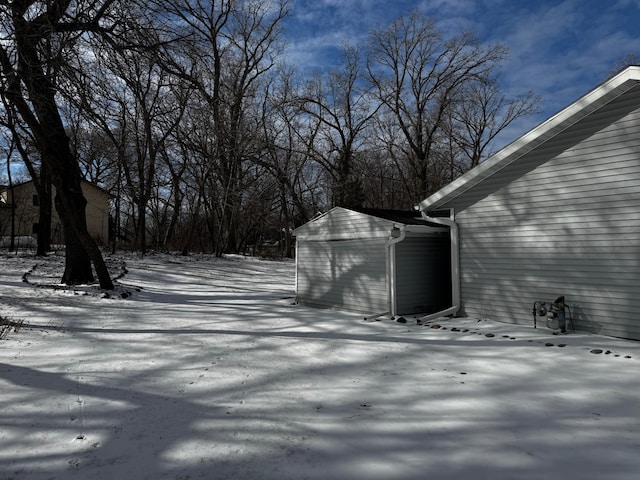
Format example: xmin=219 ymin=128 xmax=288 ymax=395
xmin=292 ymin=206 xmax=446 ymax=235
xmin=418 ymin=65 xmax=640 ymax=211
xmin=1 ymin=178 xmax=110 ymax=196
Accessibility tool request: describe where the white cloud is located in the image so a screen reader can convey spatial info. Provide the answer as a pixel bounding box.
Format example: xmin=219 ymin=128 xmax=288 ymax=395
xmin=284 ymin=0 xmax=640 ymax=134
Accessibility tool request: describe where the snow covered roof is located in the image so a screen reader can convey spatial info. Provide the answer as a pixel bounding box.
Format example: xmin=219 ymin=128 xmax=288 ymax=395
xmin=418 ymin=65 xmax=640 ymax=211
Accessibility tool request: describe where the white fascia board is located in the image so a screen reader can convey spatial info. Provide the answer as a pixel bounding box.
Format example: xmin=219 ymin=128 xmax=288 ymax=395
xmin=291 ymin=208 xmax=334 ymax=236
xmin=294 ymin=224 xmax=446 ymax=241
xmin=418 ymin=66 xmax=640 ymax=211
xmin=403 ymin=225 xmax=448 ymax=235
xmin=293 ymin=231 xmax=391 ymax=242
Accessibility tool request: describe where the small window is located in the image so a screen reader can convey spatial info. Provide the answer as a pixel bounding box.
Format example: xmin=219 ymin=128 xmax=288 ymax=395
xmin=33 ymin=194 xmax=39 ymax=206
xmin=32 ymin=223 xmax=39 ymax=234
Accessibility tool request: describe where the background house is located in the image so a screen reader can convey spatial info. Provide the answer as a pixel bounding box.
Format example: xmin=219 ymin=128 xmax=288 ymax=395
xmin=293 ymin=207 xmax=449 ymax=317
xmin=0 ymin=179 xmax=110 ymax=246
xmin=419 ymin=66 xmax=640 ymax=340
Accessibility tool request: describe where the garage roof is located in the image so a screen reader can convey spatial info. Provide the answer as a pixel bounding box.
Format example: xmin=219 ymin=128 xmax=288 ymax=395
xmin=293 ymin=206 xmax=446 ymax=241
xmin=349 ymin=207 xmax=437 ymax=226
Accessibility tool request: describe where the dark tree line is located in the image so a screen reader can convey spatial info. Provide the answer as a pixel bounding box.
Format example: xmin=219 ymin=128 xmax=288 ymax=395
xmin=1 ymin=1 xmax=540 ymax=286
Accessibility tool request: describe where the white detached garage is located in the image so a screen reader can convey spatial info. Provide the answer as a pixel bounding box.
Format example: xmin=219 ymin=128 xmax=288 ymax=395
xmin=293 ymin=207 xmax=450 ymax=317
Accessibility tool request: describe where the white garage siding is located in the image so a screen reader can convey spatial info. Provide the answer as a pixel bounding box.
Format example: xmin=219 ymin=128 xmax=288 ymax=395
xmin=438 ymin=85 xmax=640 ymax=339
xmin=294 ymin=207 xmax=395 ymax=241
xmin=294 ymin=207 xmax=451 ymax=316
xmin=296 ymin=237 xmax=388 ymax=314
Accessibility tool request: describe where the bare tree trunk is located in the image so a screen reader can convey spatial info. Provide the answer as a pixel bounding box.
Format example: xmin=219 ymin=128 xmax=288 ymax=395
xmin=58 ymin=192 xmax=93 ymax=284
xmin=134 ymin=201 xmax=147 ymax=254
xmin=6 ymin=143 xmax=15 ymax=251
xmin=36 ymin=164 xmax=52 ymax=256
xmin=0 ymin=1 xmax=114 ymax=289
xmin=53 ymin=160 xmax=113 ymax=287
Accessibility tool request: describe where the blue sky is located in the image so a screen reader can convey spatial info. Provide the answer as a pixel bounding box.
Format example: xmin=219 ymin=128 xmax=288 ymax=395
xmin=283 ymin=0 xmax=640 ymax=148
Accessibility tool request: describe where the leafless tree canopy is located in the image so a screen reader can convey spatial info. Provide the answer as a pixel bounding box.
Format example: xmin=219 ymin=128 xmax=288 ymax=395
xmin=1 ymin=5 xmax=540 ymax=260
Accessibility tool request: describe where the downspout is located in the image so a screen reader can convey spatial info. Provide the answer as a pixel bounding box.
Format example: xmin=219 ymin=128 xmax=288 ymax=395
xmin=294 ymin=236 xmax=299 ymax=304
xmin=386 ymin=226 xmax=406 ymax=317
xmin=419 ymin=211 xmax=460 ymax=322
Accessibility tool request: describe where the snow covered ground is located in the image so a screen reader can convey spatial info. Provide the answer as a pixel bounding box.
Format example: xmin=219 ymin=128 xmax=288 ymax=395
xmin=0 ymin=251 xmax=639 ymax=480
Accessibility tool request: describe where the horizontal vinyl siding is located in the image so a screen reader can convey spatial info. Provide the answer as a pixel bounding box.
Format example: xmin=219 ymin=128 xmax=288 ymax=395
xmin=446 ymin=88 xmax=640 ymax=212
xmin=82 ymin=184 xmax=109 ymax=242
xmin=296 ymin=238 xmax=388 ymax=314
xmin=448 ymin=92 xmax=640 ymax=340
xmin=395 ymin=235 xmax=451 ymax=315
xmin=294 ymin=207 xmax=394 ymax=240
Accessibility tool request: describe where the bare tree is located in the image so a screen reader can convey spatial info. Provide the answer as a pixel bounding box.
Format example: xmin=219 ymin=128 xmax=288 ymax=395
xmin=0 ymin=123 xmax=17 ymax=250
xmin=367 ymin=12 xmax=509 ymax=201
xmin=447 ymin=74 xmax=540 ymax=171
xmin=63 ymin=44 xmax=135 ymax=252
xmin=159 ymin=0 xmax=288 ymax=254
xmin=154 ymin=128 xmax=190 ymax=250
xmin=256 ymin=68 xmax=323 ymax=254
xmin=0 ymin=97 xmax=55 ymax=254
xmin=68 ymin=120 xmax=119 ymax=187
xmin=296 ymin=46 xmax=380 ymax=208
xmin=0 ymin=1 xmax=156 ymax=288
xmin=106 ymin=52 xmax=187 ymax=253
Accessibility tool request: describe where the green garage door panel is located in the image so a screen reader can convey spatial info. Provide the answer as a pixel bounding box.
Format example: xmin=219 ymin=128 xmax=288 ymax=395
xmin=297 ymin=238 xmax=388 ymax=314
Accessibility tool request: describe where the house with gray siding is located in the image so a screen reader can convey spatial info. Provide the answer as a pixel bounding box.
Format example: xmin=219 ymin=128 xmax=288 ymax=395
xmin=418 ymin=65 xmax=640 ymax=340
xmin=293 ymin=207 xmax=449 ymax=317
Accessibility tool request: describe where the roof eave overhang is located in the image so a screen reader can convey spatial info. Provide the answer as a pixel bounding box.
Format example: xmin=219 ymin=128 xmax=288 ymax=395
xmin=418 ymin=65 xmax=640 ymax=212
